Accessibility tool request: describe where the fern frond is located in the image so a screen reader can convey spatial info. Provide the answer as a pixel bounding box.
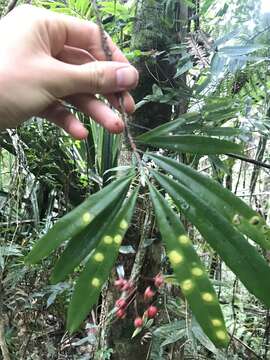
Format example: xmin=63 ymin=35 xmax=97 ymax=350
xmin=186 ymin=32 xmax=210 ymax=68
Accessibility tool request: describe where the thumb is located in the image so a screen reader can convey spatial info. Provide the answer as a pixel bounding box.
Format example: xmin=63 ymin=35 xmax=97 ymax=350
xmin=48 ymin=60 xmax=139 ymax=97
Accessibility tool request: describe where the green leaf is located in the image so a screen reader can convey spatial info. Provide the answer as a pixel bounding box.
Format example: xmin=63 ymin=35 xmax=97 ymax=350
xmin=136 ymin=113 xmax=201 ymax=142
xmin=160 ymin=329 xmax=186 ymax=347
xmin=138 ymin=135 xmax=243 ymax=155
xmin=200 ymin=0 xmax=215 ymax=14
xmin=148 ymin=153 xmax=270 ymax=249
xmin=50 ymin=192 xmax=128 ymax=284
xmin=191 ymin=320 xmax=217 ymax=354
xmin=218 ymin=45 xmax=265 ymax=57
xmin=25 ymin=175 xmax=133 ymax=264
xmin=201 ymin=127 xmax=244 ymax=137
xmin=149 ymin=183 xmax=229 ymax=348
xmin=174 ymin=60 xmax=193 ymax=78
xmin=153 ymin=320 xmax=186 ymax=338
xmin=67 ymin=187 xmax=139 ymax=333
xmin=151 ymin=170 xmax=270 ymax=308
xmin=131 ymin=327 xmax=143 ymax=339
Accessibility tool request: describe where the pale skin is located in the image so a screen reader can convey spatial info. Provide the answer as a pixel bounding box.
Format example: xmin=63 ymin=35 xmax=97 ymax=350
xmin=0 ymin=5 xmax=139 ymax=139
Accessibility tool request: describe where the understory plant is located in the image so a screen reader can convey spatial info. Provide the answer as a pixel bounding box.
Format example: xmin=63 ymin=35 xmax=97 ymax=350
xmin=1 ymin=0 xmax=270 ymax=359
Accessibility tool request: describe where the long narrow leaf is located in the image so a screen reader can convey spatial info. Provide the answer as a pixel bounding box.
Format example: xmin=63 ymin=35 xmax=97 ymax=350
xmin=67 ymin=187 xmax=139 ymax=333
xmin=136 ymin=113 xmax=201 ymax=142
xmin=138 ymin=135 xmax=243 ymax=155
xmin=51 ymin=190 xmax=128 ymax=284
xmin=148 ymin=153 xmax=270 ymax=249
xmin=25 ymin=174 xmax=133 ymax=264
xmin=149 ymin=183 xmax=229 ymax=347
xmin=151 ymin=170 xmax=270 ymax=308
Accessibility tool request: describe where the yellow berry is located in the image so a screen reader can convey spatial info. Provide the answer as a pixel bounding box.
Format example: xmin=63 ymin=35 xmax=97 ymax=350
xmin=232 ymin=214 xmax=241 ymax=225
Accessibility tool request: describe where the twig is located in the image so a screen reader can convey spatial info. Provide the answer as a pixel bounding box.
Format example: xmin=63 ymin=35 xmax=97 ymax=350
xmin=227 ymin=153 xmax=270 ymax=170
xmin=91 ymin=0 xmax=112 ymax=61
xmin=234 ymin=161 xmax=243 ymax=194
xmin=119 ymin=97 xmax=143 ymax=167
xmin=0 ymin=219 xmax=35 ymax=226
xmin=249 ymin=25 xmax=270 ymax=42
xmin=92 ymin=0 xmax=142 ymax=168
xmin=228 ymin=278 xmax=238 ymax=352
xmin=129 ymin=207 xmax=150 ymax=284
xmin=237 ymin=191 xmax=270 ymax=198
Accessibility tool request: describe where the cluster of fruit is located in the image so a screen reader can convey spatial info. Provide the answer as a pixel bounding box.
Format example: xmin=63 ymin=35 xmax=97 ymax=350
xmin=114 ymin=274 xmax=164 ymax=330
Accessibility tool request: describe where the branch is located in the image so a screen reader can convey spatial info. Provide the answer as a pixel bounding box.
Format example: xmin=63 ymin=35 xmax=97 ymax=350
xmin=226 ymin=153 xmax=270 ymax=170
xmin=0 ymin=219 xmax=35 ymax=226
xmin=92 ymin=0 xmax=142 ymax=168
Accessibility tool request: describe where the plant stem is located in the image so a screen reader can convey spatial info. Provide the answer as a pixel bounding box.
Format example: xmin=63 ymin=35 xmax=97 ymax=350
xmin=92 ymin=0 xmax=142 ymax=168
xmin=227 ymin=153 xmax=270 ymax=170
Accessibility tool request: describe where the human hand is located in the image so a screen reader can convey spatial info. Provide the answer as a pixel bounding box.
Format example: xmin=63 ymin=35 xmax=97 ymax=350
xmin=0 ymin=5 xmax=138 ymax=139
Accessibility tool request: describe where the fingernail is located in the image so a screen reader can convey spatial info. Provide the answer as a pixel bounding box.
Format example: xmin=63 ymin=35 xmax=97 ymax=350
xmin=116 ymin=66 xmax=138 ymax=90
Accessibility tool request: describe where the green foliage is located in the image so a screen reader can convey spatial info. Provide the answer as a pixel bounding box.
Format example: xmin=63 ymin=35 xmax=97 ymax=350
xmin=138 ymin=134 xmax=243 ymax=155
xmin=2 ymin=0 xmax=270 ymax=358
xmin=149 ymin=183 xmax=228 ymax=347
xmin=25 ymin=174 xmax=133 ymax=263
xmin=150 ymin=169 xmax=270 ymax=308
xmin=50 ymin=194 xmax=126 ymax=284
xmin=148 ymin=154 xmax=270 ymax=249
xmin=67 ymin=186 xmax=139 ymax=332
xmin=24 ymin=143 xmax=270 ymax=347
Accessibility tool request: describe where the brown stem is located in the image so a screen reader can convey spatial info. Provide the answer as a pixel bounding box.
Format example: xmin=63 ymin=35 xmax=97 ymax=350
xmin=129 ymin=204 xmax=150 ymax=284
xmin=92 ymin=0 xmax=142 ymax=169
xmin=119 ymin=98 xmax=142 ymax=168
xmin=227 ymin=153 xmax=270 ymax=170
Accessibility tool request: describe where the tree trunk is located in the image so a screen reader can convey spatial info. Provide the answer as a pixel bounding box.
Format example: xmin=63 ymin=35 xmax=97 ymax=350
xmin=130 ymin=0 xmax=188 ymax=137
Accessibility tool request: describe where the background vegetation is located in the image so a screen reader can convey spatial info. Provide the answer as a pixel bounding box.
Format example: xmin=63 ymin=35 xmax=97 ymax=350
xmin=1 ymin=0 xmax=270 ymax=359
